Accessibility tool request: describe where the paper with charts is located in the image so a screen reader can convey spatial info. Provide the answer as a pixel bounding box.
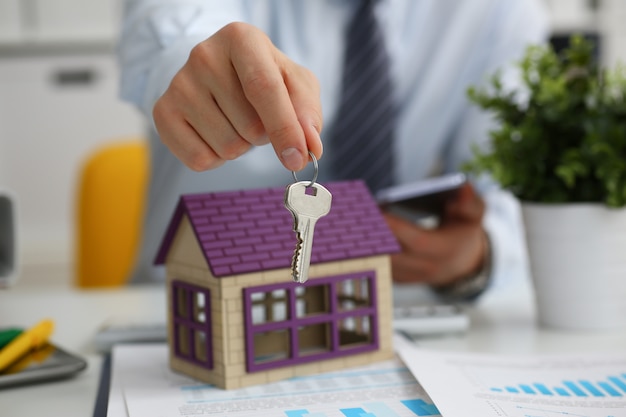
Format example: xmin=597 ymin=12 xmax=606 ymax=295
xmin=397 ymin=343 xmax=626 ymax=417
xmin=112 ymin=344 xmax=442 ymax=417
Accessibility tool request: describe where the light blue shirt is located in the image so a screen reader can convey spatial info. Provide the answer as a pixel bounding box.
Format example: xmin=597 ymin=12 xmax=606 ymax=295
xmin=118 ymin=0 xmax=550 ymax=293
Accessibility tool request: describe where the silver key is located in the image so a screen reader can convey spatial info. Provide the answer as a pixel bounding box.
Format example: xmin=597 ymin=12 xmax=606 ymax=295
xmin=284 ymin=181 xmax=332 ymax=283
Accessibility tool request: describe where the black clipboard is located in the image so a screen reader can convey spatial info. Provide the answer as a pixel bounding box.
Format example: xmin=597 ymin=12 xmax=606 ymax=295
xmin=92 ymin=353 xmax=112 ymax=417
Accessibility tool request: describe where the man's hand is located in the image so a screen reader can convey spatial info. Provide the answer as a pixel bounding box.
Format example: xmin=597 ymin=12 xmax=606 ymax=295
xmin=152 ymin=22 xmax=323 ymax=172
xmin=383 ymin=182 xmax=487 ymax=287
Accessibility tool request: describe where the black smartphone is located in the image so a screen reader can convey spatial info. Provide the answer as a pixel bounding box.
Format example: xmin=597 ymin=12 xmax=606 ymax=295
xmin=375 ymin=173 xmax=467 ymax=221
xmin=0 ymin=342 xmax=87 ymax=389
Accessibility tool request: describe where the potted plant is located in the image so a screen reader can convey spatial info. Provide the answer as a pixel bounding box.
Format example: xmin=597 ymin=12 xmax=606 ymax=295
xmin=465 ymin=34 xmax=626 ymax=330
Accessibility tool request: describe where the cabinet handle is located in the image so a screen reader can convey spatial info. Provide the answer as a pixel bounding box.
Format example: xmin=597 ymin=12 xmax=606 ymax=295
xmin=53 ymin=69 xmax=97 ymax=86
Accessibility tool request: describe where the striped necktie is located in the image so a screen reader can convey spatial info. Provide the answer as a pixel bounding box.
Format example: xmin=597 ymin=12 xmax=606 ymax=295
xmin=328 ymin=0 xmax=396 ymax=193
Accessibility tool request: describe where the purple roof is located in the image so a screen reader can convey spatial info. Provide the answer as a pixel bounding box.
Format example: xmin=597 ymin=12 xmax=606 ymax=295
xmin=154 ymin=180 xmax=400 ymax=277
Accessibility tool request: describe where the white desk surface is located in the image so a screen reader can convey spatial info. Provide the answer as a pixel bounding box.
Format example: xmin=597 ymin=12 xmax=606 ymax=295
xmin=1 ymin=276 xmax=625 ymax=417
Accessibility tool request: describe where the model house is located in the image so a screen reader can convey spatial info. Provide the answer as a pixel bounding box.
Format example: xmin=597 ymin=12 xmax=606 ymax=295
xmin=154 ymin=179 xmax=400 ymax=389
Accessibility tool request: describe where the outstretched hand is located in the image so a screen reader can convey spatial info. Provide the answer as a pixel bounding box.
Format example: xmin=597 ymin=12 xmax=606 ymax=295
xmin=153 ymin=22 xmax=324 ymax=172
xmin=383 ymin=182 xmax=487 ymax=287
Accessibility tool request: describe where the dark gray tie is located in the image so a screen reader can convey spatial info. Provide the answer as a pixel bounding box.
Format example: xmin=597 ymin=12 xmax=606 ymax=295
xmin=329 ymin=0 xmax=396 ymax=193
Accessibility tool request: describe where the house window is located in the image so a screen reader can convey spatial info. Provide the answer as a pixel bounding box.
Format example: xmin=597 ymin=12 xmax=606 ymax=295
xmin=172 ymin=280 xmax=213 ymax=369
xmin=243 ymin=271 xmax=378 ymax=372
xmin=250 ymin=289 xmax=289 ymax=324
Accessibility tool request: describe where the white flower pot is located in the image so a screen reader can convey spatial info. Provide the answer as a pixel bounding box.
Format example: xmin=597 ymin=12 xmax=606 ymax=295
xmin=521 ymin=202 xmax=626 ymax=330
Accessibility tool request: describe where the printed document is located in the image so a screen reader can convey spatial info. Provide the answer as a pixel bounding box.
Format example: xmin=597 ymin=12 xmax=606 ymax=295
xmin=397 ymin=341 xmax=626 ymax=417
xmin=108 ymin=343 xmax=442 ymax=417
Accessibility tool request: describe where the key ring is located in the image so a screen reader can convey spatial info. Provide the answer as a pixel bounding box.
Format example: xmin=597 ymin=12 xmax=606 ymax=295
xmin=291 ymin=151 xmax=318 ymax=187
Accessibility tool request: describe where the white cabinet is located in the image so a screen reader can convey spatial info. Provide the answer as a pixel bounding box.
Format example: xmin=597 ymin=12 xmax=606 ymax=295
xmin=0 ymin=0 xmax=21 ymax=41
xmin=598 ymin=0 xmax=626 ymax=67
xmin=0 ymin=0 xmax=122 ymax=46
xmin=32 ymin=0 xmax=119 ymax=41
xmin=0 ymin=53 xmax=146 ymax=277
xmin=544 ymin=0 xmax=598 ymax=33
xmin=544 ymin=0 xmax=626 ymax=68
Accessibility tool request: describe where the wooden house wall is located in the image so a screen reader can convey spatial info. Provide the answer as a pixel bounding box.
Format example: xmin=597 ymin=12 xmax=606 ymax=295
xmin=163 ymin=215 xmax=394 ymax=389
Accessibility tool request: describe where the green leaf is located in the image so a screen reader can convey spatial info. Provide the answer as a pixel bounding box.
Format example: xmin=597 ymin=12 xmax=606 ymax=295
xmin=464 ymin=34 xmax=626 ymax=207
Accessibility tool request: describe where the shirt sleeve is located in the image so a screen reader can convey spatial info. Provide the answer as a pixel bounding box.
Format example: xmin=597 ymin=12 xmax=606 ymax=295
xmin=444 ymin=0 xmax=550 ymax=291
xmin=117 ymin=0 xmax=246 ymax=119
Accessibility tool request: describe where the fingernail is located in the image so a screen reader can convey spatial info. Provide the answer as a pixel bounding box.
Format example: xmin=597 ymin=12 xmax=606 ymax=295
xmin=281 ymin=148 xmax=303 ymax=171
xmin=315 ymin=129 xmax=323 ymax=155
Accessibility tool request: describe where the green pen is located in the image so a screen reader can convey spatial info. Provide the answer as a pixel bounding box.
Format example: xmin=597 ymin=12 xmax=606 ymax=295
xmin=0 ymin=329 xmax=22 ymax=350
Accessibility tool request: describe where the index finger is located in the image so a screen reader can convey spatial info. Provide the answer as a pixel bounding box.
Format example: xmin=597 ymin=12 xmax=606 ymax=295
xmin=231 ymin=45 xmax=308 ymax=172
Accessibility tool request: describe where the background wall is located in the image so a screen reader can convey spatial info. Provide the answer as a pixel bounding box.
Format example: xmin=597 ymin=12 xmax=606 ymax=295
xmin=0 ymin=0 xmax=624 ymax=286
xmin=545 ymin=0 xmax=626 ymax=67
xmin=0 ymin=0 xmax=146 ymax=285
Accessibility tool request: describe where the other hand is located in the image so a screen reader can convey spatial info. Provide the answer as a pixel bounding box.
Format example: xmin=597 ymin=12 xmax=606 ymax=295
xmin=152 ymin=22 xmax=323 ymax=172
xmin=383 ymin=182 xmax=487 ymax=287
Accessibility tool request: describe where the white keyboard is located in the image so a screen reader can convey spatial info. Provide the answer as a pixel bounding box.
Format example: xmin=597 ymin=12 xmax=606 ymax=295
xmin=94 ymin=304 xmax=469 ymax=353
xmin=94 ymin=322 xmax=167 ymax=354
xmin=393 ymin=304 xmax=469 ymax=336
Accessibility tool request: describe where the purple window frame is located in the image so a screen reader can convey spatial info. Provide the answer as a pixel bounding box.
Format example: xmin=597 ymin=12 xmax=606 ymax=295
xmin=243 ymin=271 xmax=379 ymax=373
xmin=172 ymin=280 xmax=213 ymax=369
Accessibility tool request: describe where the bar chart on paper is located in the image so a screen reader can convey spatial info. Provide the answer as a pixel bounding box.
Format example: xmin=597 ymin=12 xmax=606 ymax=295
xmin=170 ymin=369 xmax=442 ymax=417
xmin=284 ymin=398 xmax=440 ymax=417
xmin=489 ymin=373 xmax=626 ymax=398
xmin=397 ymin=346 xmax=626 ymax=417
xmin=457 ymin=358 xmax=626 ymax=417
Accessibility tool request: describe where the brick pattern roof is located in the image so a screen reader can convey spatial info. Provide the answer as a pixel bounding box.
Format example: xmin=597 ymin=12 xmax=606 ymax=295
xmin=155 ymin=180 xmax=400 ymax=277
